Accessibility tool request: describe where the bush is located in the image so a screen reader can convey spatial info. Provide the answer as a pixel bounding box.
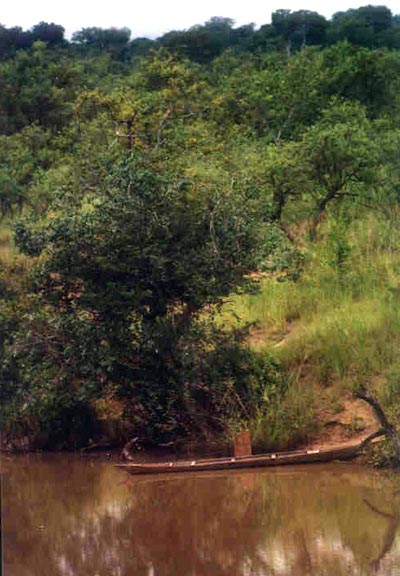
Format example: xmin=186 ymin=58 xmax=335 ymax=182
xmin=0 ymin=153 xmax=278 ymax=448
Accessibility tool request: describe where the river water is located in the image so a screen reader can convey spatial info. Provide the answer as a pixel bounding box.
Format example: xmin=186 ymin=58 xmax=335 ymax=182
xmin=2 ymin=454 xmax=400 ymax=575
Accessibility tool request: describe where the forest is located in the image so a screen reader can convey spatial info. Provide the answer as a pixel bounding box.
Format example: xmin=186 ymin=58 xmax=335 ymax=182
xmin=2 ymin=6 xmax=400 ymax=457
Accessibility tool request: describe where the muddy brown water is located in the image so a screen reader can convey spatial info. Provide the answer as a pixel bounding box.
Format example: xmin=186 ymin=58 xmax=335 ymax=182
xmin=2 ymin=454 xmax=400 ymax=575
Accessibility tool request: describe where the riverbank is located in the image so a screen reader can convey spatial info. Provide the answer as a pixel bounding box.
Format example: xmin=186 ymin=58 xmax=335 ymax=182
xmin=2 ymin=213 xmax=400 ymax=459
xmin=216 ymin=214 xmax=400 ymax=460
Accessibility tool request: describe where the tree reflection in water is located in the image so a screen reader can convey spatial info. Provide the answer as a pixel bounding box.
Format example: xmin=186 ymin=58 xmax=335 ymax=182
xmin=2 ymin=455 xmax=400 ymax=576
xmin=362 ymin=496 xmax=400 ymax=573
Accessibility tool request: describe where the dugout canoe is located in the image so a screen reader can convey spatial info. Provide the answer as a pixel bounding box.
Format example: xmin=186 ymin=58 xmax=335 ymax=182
xmin=116 ymin=442 xmax=364 ymax=476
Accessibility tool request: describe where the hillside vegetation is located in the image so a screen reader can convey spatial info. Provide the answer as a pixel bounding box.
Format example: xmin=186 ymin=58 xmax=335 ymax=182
xmin=2 ymin=7 xmax=400 ymax=452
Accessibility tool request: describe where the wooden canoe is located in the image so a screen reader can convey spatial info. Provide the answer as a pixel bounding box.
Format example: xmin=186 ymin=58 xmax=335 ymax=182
xmin=116 ymin=442 xmax=363 ymax=476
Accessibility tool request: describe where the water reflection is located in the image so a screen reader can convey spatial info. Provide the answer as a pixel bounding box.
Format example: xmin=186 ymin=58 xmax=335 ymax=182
xmin=2 ymin=455 xmax=400 ymax=575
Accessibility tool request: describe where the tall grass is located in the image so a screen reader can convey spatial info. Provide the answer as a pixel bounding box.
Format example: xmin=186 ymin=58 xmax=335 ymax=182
xmin=0 ymin=224 xmax=15 ymax=260
xmin=230 ymin=216 xmax=400 ymax=379
xmin=223 ymin=213 xmax=400 ymax=448
xmin=250 ymin=379 xmax=317 ymax=451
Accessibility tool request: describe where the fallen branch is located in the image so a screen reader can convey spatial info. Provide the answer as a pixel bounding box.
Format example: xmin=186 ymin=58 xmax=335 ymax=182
xmin=359 ymin=428 xmax=386 ymax=451
xmin=356 ymin=388 xmax=400 ymax=462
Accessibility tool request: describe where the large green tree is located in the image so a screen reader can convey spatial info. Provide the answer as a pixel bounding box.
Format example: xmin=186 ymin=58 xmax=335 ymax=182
xmin=3 ymin=153 xmax=277 ymax=447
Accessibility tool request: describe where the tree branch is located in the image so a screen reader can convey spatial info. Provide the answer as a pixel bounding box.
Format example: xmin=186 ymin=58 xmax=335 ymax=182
xmin=359 ymin=428 xmax=386 ymax=451
xmin=356 ymin=388 xmax=400 ymax=462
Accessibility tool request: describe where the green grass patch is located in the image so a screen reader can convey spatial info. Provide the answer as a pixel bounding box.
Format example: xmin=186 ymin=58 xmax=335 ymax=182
xmin=250 ymin=378 xmax=317 ymax=451
xmin=222 ymin=214 xmax=400 ymax=448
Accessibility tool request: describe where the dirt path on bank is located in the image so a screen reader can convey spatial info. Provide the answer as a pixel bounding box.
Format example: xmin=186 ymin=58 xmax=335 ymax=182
xmin=248 ymin=322 xmax=382 ymax=453
xmin=303 ymin=396 xmax=379 ymax=451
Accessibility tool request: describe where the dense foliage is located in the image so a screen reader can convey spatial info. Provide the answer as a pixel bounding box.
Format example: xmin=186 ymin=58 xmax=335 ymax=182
xmin=2 ymin=6 xmax=400 ymax=450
